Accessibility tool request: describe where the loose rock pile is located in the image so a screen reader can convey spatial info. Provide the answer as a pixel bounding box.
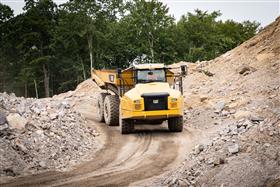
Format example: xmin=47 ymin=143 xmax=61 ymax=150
xmin=0 ymin=92 xmax=99 ymax=177
xmin=165 ymin=114 xmax=280 ymax=187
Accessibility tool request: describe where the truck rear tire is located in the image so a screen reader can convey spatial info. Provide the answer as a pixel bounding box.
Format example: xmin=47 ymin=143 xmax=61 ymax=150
xmin=120 ymin=119 xmax=134 ymax=134
xmin=96 ymin=92 xmax=109 ymax=122
xmin=104 ymin=95 xmax=119 ymax=126
xmin=168 ymin=117 xmax=183 ymax=132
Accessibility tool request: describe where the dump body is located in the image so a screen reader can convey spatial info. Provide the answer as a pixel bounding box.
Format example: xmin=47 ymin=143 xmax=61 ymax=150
xmin=91 ymin=69 xmax=134 ymax=87
xmin=91 ymin=65 xmax=176 ymax=93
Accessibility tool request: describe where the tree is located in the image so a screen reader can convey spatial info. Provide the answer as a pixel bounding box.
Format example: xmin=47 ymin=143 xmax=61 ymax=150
xmin=60 ymin=0 xmax=123 ymax=69
xmin=17 ymin=0 xmax=58 ymax=97
xmin=0 ymin=3 xmax=13 ymax=23
xmin=121 ymin=0 xmax=174 ymax=64
xmin=174 ymin=9 xmax=260 ymax=62
xmin=0 ymin=3 xmax=15 ymax=92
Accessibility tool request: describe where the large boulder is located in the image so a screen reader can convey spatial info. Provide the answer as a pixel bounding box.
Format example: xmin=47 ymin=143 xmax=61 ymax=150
xmin=6 ymin=113 xmax=27 ymax=130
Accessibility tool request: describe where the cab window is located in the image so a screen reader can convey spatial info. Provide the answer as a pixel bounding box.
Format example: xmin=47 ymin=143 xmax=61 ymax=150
xmin=137 ymin=69 xmax=166 ymax=83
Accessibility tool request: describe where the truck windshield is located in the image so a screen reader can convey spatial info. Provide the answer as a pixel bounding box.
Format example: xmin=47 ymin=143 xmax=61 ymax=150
xmin=137 ymin=69 xmax=166 ymax=83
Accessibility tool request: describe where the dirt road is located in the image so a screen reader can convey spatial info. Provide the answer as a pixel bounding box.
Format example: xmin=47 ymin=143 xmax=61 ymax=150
xmin=1 ymin=100 xmax=199 ymax=187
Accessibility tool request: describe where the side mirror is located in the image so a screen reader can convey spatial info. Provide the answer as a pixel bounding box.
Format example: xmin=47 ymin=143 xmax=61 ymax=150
xmin=181 ymin=65 xmax=187 ymax=76
xmin=117 ymin=68 xmax=122 ymax=78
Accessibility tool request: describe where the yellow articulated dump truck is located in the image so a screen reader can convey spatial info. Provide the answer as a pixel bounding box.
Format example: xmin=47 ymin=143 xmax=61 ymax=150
xmin=91 ymin=63 xmax=187 ymax=134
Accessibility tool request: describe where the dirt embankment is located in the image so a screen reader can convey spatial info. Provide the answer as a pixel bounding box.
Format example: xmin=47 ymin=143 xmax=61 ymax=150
xmin=155 ymin=17 xmax=280 ymax=187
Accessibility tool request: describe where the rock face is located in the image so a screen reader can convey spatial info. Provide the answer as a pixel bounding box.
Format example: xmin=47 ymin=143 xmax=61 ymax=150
xmin=0 ymin=92 xmax=99 ymax=177
xmin=6 ymin=113 xmax=27 ymax=130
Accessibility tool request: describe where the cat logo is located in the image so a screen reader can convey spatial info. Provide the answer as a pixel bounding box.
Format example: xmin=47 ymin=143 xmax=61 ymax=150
xmin=109 ymin=75 xmax=114 ymax=82
xmin=153 ymin=99 xmax=159 ymax=104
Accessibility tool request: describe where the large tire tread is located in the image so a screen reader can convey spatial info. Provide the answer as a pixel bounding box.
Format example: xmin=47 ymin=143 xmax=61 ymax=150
xmin=120 ymin=119 xmax=134 ymax=134
xmin=168 ymin=117 xmax=183 ymax=132
xmin=96 ymin=92 xmax=109 ymax=122
xmin=104 ymin=95 xmax=119 ymax=126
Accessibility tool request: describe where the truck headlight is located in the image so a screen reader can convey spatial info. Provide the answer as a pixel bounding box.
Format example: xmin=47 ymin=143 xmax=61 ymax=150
xmin=171 ymin=98 xmax=177 ymax=102
xmin=170 ymin=98 xmax=178 ymax=108
xmin=134 ymin=100 xmax=141 ymax=104
xmin=134 ymin=99 xmax=142 ymax=110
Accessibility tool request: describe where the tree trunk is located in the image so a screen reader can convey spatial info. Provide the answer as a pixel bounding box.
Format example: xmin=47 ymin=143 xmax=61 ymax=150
xmin=80 ymin=58 xmax=86 ymax=81
xmin=148 ymin=32 xmax=155 ymax=63
xmin=43 ymin=64 xmax=50 ymax=98
xmin=24 ymin=82 xmax=28 ymax=98
xmin=89 ymin=51 xmax=93 ymax=69
xmin=87 ymin=33 xmax=93 ymax=69
xmin=34 ymin=79 xmax=38 ymax=99
xmin=150 ymin=44 xmax=154 ymax=63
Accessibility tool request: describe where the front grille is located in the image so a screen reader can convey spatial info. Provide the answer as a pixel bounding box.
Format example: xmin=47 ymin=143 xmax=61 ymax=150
xmin=141 ymin=92 xmax=169 ymax=111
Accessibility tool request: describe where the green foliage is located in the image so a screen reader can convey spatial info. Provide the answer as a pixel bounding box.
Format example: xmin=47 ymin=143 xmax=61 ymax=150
xmin=0 ymin=1 xmax=260 ymax=97
xmin=0 ymin=3 xmax=13 ymax=22
xmin=174 ymin=9 xmax=259 ymax=62
xmin=118 ymin=0 xmax=174 ymax=63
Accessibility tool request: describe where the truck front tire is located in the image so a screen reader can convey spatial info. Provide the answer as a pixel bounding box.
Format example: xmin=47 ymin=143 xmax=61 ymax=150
xmin=168 ymin=117 xmax=183 ymax=132
xmin=104 ymin=95 xmax=119 ymax=126
xmin=120 ymin=119 xmax=134 ymax=134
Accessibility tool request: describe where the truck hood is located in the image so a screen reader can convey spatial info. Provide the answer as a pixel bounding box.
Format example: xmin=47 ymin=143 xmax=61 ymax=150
xmin=124 ymin=82 xmax=181 ymax=100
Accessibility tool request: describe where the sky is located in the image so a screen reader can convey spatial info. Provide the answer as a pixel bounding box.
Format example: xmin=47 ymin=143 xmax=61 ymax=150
xmin=0 ymin=0 xmax=279 ymax=27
